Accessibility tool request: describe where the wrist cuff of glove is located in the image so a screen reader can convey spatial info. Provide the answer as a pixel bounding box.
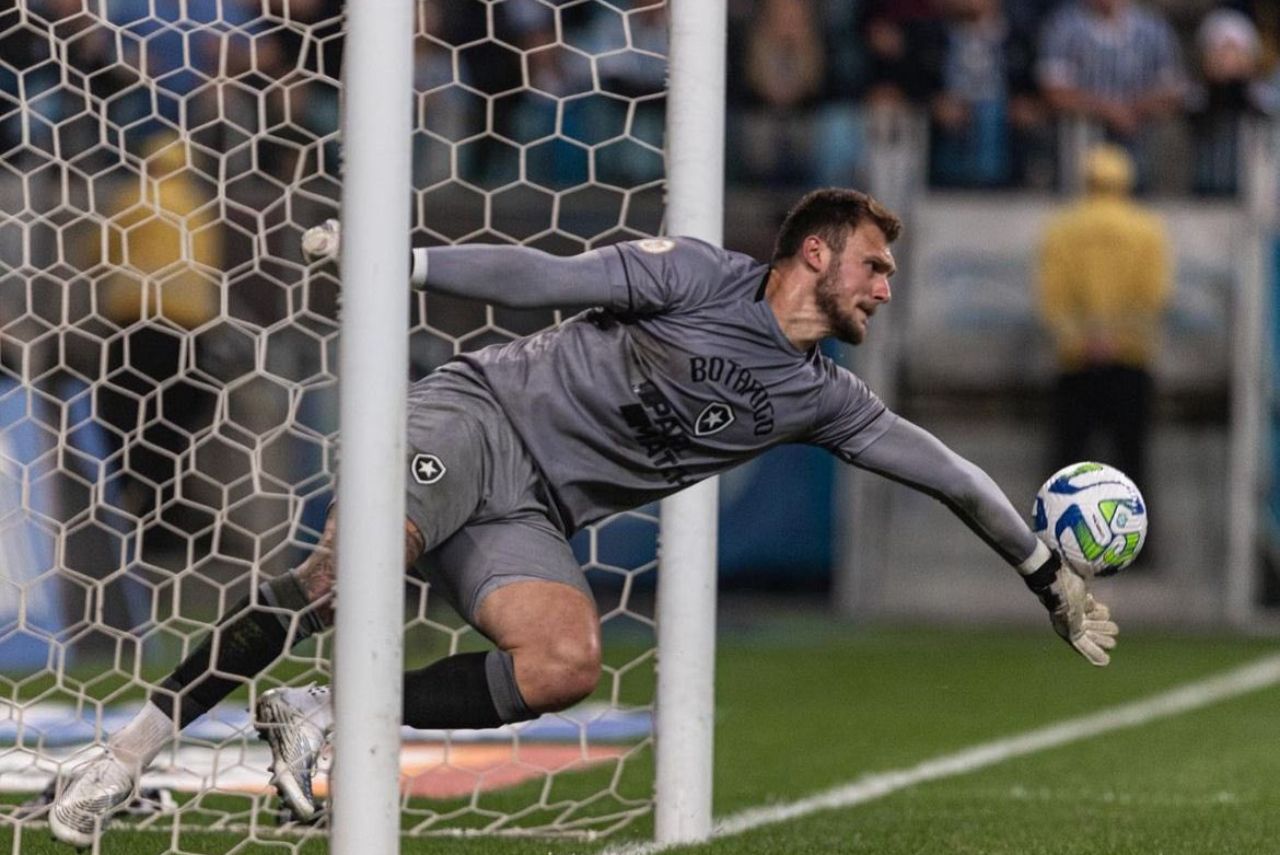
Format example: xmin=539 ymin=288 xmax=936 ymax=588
xmin=1022 ymin=553 xmax=1061 ymax=594
xmin=410 ymin=247 xmax=429 ymax=289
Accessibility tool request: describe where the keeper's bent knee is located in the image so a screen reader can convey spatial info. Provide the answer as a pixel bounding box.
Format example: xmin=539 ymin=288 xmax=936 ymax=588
xmin=525 ymin=635 xmax=602 ymax=713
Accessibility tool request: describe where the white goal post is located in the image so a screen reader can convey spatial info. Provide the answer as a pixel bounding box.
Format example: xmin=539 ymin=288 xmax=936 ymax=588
xmin=654 ymin=0 xmax=725 ymax=845
xmin=331 ymin=1 xmax=413 ymax=854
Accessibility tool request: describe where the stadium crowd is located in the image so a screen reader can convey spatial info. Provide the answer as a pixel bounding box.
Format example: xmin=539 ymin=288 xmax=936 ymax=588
xmin=2 ymin=0 xmax=1278 ymax=199
xmin=729 ymin=0 xmax=1279 ymax=195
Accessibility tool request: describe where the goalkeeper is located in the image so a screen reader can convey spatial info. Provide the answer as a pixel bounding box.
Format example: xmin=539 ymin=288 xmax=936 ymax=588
xmin=51 ymin=188 xmax=1117 ymax=844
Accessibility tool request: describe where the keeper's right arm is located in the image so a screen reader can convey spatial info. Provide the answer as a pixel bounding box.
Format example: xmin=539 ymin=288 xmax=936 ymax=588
xmin=410 ymin=244 xmax=619 ymax=308
xmin=302 ymin=219 xmax=618 ymax=309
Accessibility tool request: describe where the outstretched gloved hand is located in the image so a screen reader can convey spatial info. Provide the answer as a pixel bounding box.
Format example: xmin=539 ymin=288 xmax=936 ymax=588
xmin=1024 ymin=553 xmax=1119 ymax=666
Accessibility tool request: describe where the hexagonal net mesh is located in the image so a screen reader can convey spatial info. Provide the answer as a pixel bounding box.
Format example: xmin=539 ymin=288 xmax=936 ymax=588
xmin=0 ymin=0 xmax=668 ymax=845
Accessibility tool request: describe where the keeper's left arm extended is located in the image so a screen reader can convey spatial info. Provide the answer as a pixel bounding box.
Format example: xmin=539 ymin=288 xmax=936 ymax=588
xmin=851 ymin=415 xmax=1119 ymax=664
xmin=851 ymin=415 xmax=1047 ymax=573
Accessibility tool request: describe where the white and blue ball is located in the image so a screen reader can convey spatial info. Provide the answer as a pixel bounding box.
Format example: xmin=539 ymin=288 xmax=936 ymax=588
xmin=1031 ymin=462 xmax=1147 ymax=577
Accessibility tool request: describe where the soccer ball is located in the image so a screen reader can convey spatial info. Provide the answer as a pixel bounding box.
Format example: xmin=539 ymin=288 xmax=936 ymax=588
xmin=1031 ymin=462 xmax=1147 ymax=577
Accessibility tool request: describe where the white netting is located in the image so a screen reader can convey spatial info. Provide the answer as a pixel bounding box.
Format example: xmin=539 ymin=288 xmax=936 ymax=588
xmin=0 ymin=0 xmax=668 ymax=845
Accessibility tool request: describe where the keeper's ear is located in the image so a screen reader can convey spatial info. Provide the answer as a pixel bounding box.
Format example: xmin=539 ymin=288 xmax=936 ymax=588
xmin=800 ymin=234 xmax=827 ymax=273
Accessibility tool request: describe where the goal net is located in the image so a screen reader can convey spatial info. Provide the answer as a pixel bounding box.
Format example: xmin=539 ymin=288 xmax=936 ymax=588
xmin=0 ymin=0 xmax=670 ymax=844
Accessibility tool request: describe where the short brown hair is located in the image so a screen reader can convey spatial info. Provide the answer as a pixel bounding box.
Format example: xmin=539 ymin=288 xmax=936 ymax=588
xmin=772 ymin=188 xmax=902 ymax=263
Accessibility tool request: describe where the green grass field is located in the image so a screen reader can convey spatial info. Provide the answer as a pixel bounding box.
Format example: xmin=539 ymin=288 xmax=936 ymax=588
xmin=6 ymin=614 xmax=1279 ymax=855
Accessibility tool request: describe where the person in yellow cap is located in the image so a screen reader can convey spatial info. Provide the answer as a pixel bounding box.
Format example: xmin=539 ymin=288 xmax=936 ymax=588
xmin=1037 ymin=143 xmax=1170 ymax=528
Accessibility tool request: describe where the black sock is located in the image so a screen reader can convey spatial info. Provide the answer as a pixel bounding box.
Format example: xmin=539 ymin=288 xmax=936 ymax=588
xmin=402 ymin=650 xmax=534 ymax=730
xmin=152 ymin=573 xmax=322 ymax=728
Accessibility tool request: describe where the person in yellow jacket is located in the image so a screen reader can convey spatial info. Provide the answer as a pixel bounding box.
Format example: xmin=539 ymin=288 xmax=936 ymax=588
xmin=1038 ymin=143 xmax=1170 ymax=502
xmin=97 ymin=131 xmax=223 ymax=527
xmin=102 ymin=131 xmax=221 ymax=330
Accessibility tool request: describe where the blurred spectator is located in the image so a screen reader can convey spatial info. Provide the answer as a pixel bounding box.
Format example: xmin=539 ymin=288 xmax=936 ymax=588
xmin=1255 ymin=2 xmax=1280 ymax=72
xmin=1038 ymin=0 xmax=1186 ymax=188
xmin=102 ymin=133 xmax=221 ymax=331
xmin=2 ymin=0 xmax=142 ymax=155
xmin=596 ymin=6 xmax=668 ymax=99
xmin=90 ymin=131 xmax=227 ymax=568
xmin=928 ymin=0 xmax=1048 ymax=188
xmin=491 ymin=0 xmax=595 ymax=189
xmin=735 ymin=0 xmax=827 ymax=184
xmin=862 ymin=0 xmax=948 ymax=107
xmin=414 ymin=0 xmax=475 ymax=188
xmin=502 ymin=0 xmax=574 ymax=96
xmin=745 ymin=0 xmax=825 ymax=108
xmin=1006 ymin=0 xmax=1061 ymax=34
xmin=100 ymin=0 xmax=264 ymax=129
xmin=857 ymin=0 xmax=947 ymax=201
xmin=1037 ymin=144 xmax=1170 ymax=505
xmin=577 ymin=4 xmax=669 ymax=186
xmin=809 ymin=0 xmax=872 ymax=186
xmin=1186 ymin=8 xmax=1273 ymax=196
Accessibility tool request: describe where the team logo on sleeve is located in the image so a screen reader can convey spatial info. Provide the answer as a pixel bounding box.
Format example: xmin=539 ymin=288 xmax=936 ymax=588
xmin=411 ymin=453 xmax=447 ymax=485
xmin=694 ymin=402 xmax=735 ymax=436
xmin=636 ymin=238 xmax=675 ymax=254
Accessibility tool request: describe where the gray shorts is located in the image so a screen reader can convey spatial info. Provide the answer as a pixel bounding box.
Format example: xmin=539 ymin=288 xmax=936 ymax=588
xmin=404 ymin=367 xmax=592 ymax=623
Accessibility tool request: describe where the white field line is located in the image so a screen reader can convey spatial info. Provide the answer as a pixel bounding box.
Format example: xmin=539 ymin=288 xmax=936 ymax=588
xmin=603 ymin=652 xmax=1280 ymax=855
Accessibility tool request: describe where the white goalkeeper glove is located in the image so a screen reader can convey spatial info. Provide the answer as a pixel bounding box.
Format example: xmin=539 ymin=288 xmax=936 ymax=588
xmin=1023 ymin=554 xmax=1118 ymax=666
xmin=300 ymin=219 xmax=429 ymax=287
xmin=301 ymin=218 xmax=341 ymax=260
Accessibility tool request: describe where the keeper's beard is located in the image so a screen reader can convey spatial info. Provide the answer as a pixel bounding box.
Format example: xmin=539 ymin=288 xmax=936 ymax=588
xmin=814 ymin=257 xmax=864 ymax=345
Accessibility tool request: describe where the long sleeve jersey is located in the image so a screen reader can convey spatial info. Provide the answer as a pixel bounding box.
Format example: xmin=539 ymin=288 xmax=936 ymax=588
xmin=420 ymin=237 xmax=1042 ymax=568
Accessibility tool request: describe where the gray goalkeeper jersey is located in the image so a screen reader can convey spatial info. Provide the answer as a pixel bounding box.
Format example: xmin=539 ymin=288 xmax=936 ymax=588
xmin=439 ymin=237 xmax=893 ymax=534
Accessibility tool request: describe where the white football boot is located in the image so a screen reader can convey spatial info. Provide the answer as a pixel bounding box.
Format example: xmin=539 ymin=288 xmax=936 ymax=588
xmin=49 ymin=750 xmax=137 ymax=847
xmin=255 ymin=684 xmax=333 ymax=821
